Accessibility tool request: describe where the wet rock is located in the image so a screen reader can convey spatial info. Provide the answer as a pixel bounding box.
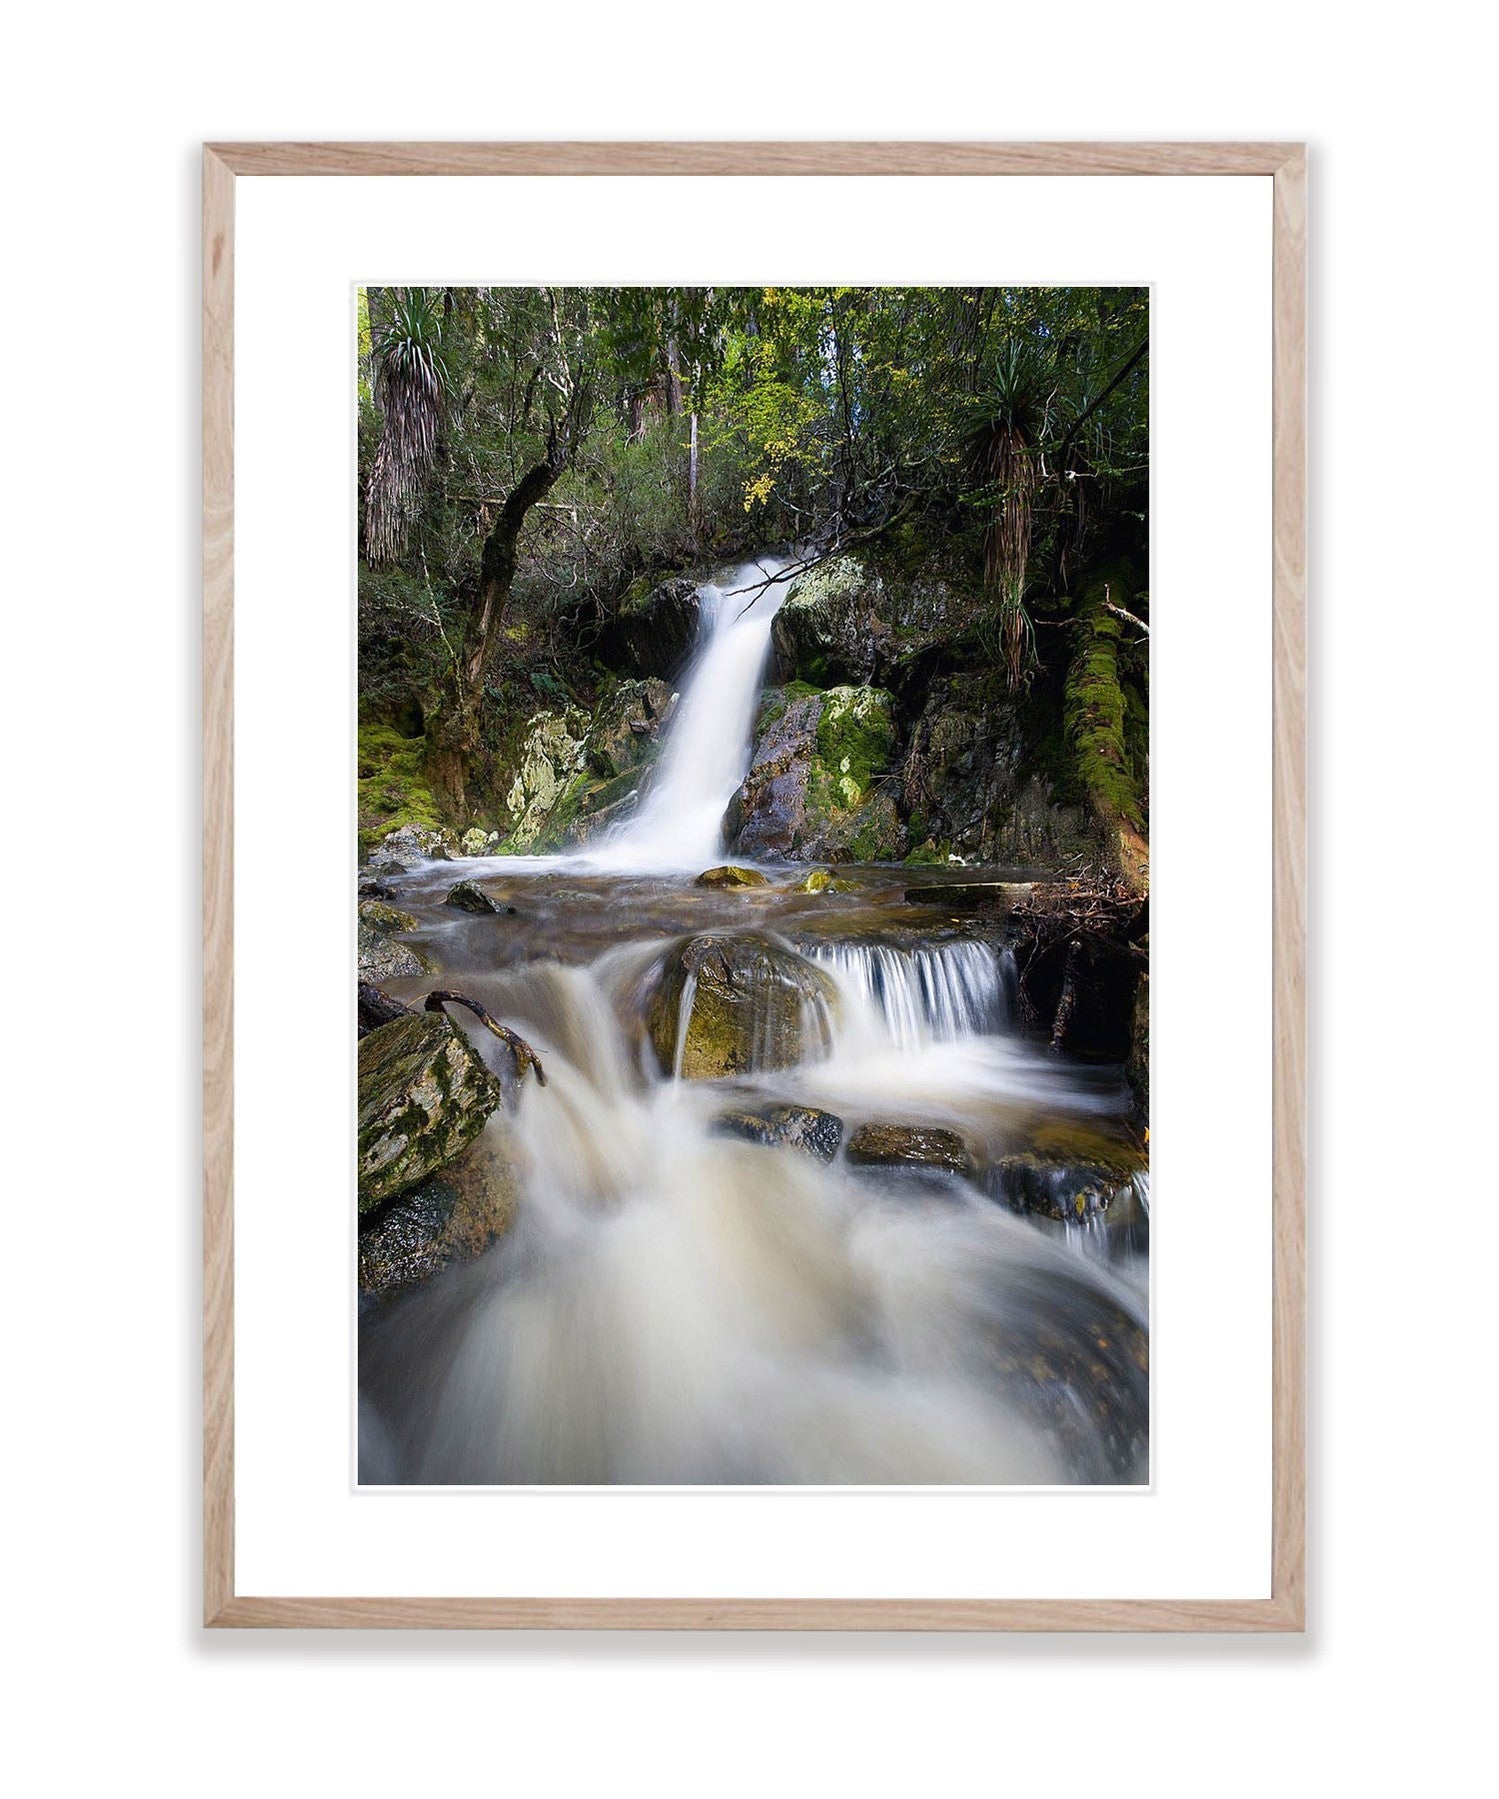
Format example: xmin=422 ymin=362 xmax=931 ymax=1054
xmin=845 ymin=1122 xmax=976 ymax=1179
xmin=368 ymin=822 xmax=459 ymax=872
xmin=443 ymin=879 xmax=504 ymax=914
xmin=587 ymin=678 xmax=675 ymax=780
xmin=646 ymin=931 xmax=839 ymax=1080
xmin=712 ymin=1103 xmax=844 ymax=1162
xmin=771 ymin=555 xmax=969 ymax=689
xmin=1126 ymin=965 xmax=1149 ymax=1122
xmin=359 ymin=1123 xmax=520 ymax=1300
xmin=991 ymin=1120 xmax=1146 ymax=1223
xmin=727 ymin=684 xmax=906 ymax=863
xmin=357 ymin=1012 xmax=506 ymax=1212
xmin=795 ymin=869 xmax=856 ymax=893
xmin=357 ymin=916 xmax=431 ymax=985
xmin=602 ymin=574 xmax=701 ymax=677
xmin=359 ymin=879 xmax=397 ymax=900
xmin=358 ymin=982 xmax=413 ymax=1038
xmin=359 ymin=898 xmax=420 ymax=933
xmin=695 ymin=864 xmax=770 ymax=889
xmin=459 ymin=827 xmax=501 ymax=856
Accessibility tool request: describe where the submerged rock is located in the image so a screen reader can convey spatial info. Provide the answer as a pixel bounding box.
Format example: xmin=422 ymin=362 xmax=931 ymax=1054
xmin=992 ymin=1121 xmax=1146 ymax=1223
xmin=357 ymin=1012 xmax=506 ymax=1212
xmin=645 ymin=932 xmax=839 ymax=1080
xmin=727 ymin=684 xmax=906 ymax=863
xmin=695 ymin=864 xmax=770 ymax=889
xmin=443 ymin=879 xmax=505 ymax=914
xmin=845 ymin=1122 xmax=976 ymax=1179
xmin=359 ymin=1122 xmax=519 ymax=1300
xmin=712 ymin=1103 xmax=844 ymax=1162
xmin=903 ymin=881 xmax=1033 ymax=911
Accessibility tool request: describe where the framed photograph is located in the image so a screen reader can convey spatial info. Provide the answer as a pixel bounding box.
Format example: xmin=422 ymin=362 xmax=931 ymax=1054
xmin=204 ymin=141 xmax=1305 ymax=1629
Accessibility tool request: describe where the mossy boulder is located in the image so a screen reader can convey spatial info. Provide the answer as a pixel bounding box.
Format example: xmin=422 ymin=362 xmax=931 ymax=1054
xmin=695 ymin=864 xmax=770 ymax=889
xmin=645 ymin=932 xmax=839 ymax=1079
xmin=794 ymin=869 xmax=855 ymax=893
xmin=358 ymin=899 xmax=420 ymax=934
xmin=712 ymin=1103 xmax=844 ymax=1163
xmin=727 ymin=684 xmax=906 ymax=863
xmin=845 ymin=1122 xmax=976 ymax=1179
xmin=357 ymin=1012 xmax=506 ymax=1212
xmin=1063 ymin=567 xmax=1149 ymax=887
xmin=459 ymin=827 xmax=501 ymax=856
xmin=359 ymin=1122 xmax=520 ymax=1300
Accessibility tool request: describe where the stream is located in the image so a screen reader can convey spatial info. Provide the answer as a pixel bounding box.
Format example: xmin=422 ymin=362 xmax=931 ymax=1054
xmin=359 ymin=559 xmax=1149 ymax=1486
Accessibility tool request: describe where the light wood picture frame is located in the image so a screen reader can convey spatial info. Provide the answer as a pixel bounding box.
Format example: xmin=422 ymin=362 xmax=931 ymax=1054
xmin=203 ymin=140 xmax=1306 ymax=1631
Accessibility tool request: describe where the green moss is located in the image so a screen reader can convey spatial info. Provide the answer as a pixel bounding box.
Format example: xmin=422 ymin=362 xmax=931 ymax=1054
xmin=812 ymin=687 xmax=896 ymax=807
xmin=903 ymin=840 xmax=952 ymax=866
xmin=357 ymin=723 xmax=446 ymax=853
xmin=1063 ymin=573 xmax=1145 ymax=832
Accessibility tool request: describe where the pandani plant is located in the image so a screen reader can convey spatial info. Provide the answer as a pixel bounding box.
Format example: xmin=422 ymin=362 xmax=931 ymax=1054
xmin=966 ymin=337 xmax=1053 ymax=690
xmin=364 ymin=287 xmax=451 ymax=565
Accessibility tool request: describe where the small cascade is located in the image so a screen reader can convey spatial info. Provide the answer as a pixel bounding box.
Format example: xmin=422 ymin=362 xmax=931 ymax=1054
xmin=810 ymin=939 xmax=1016 ymax=1050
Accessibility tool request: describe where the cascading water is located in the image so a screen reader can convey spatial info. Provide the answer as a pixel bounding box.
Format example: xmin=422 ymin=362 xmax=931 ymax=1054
xmin=588 ymin=556 xmax=796 ymax=872
xmin=360 ymin=551 xmax=1149 ymax=1487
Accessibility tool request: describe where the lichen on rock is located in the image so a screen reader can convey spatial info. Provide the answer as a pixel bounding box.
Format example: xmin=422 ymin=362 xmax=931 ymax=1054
xmin=357 ymin=1012 xmax=507 ymax=1212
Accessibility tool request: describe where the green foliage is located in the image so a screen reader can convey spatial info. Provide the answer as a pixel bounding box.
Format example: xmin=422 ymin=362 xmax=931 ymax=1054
xmin=357 ymin=723 xmax=445 ymax=851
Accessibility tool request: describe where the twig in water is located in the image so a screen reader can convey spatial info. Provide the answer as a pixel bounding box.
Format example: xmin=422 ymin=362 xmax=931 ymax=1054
xmin=424 ymin=990 xmax=548 ymax=1085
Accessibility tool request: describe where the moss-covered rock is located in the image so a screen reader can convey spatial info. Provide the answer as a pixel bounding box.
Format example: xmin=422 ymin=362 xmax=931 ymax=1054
xmin=1063 ymin=568 xmax=1149 ymax=887
xmin=727 ymin=684 xmax=907 ymax=862
xmin=369 ymin=820 xmax=460 ymax=872
xmin=359 ymin=1122 xmax=520 ymax=1300
xmin=845 ymin=1122 xmax=976 ymax=1179
xmin=695 ymin=864 xmax=770 ymax=889
xmin=459 ymin=827 xmax=501 ymax=856
xmin=358 ymin=899 xmax=420 ymax=934
xmin=794 ymin=869 xmax=856 ymax=893
xmin=357 ymin=1013 xmax=506 ymax=1212
xmin=772 ymin=553 xmax=974 ymax=688
xmin=645 ymin=932 xmax=839 ymax=1079
xmin=587 ymin=677 xmax=675 ymax=780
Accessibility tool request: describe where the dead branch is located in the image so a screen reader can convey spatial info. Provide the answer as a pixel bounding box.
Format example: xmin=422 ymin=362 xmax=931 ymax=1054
xmin=424 ymin=989 xmax=548 ymax=1086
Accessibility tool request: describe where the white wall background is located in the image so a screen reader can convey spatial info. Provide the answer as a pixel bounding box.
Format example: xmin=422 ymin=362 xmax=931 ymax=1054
xmin=5 ymin=5 xmax=1493 ymax=1794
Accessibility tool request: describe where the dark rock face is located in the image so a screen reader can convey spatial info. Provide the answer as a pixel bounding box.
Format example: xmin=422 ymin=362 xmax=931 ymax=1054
xmin=844 ymin=1122 xmax=976 ymax=1179
xmin=359 ymin=1124 xmax=519 ymax=1301
xmin=602 ymin=575 xmax=701 ymax=677
xmin=357 ymin=1013 xmax=506 ymax=1212
xmin=645 ymin=932 xmax=839 ymax=1079
xmin=901 ymin=674 xmax=1094 ymax=867
xmin=712 ymin=1103 xmax=845 ymax=1162
xmin=727 ymin=685 xmax=907 ymax=863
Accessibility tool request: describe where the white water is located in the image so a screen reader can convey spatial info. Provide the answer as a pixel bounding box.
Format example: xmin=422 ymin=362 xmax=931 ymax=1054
xmin=584 ymin=556 xmax=795 ymax=872
xmin=361 ymin=934 xmax=1148 ymax=1486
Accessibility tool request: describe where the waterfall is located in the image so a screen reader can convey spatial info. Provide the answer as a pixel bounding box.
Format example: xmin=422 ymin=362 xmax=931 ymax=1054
xmin=590 ymin=556 xmax=796 ymax=872
xmin=810 ymin=940 xmax=1016 ymax=1050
